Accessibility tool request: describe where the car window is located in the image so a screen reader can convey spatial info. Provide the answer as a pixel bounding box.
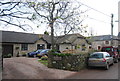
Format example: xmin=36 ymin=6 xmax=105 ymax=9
xmin=105 ymin=53 xmax=110 ymax=57
xmin=36 ymin=50 xmax=42 ymax=52
xmin=41 ymin=50 xmax=49 ymax=52
xmin=90 ymin=53 xmax=103 ymax=58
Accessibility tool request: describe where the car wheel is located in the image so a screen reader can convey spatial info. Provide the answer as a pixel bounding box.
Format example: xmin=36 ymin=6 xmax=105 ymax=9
xmin=87 ymin=66 xmax=91 ymax=69
xmin=116 ymin=59 xmax=119 ymax=63
xmin=105 ymin=63 xmax=109 ymax=70
xmin=33 ymin=55 xmax=36 ymax=58
xmin=111 ymin=61 xmax=114 ymax=66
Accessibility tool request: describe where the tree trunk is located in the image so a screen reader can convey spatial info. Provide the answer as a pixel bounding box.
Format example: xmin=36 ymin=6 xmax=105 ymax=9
xmin=50 ymin=23 xmax=55 ymax=50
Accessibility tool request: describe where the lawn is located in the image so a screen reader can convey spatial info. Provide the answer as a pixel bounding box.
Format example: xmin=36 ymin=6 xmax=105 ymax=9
xmin=38 ymin=59 xmax=48 ymax=66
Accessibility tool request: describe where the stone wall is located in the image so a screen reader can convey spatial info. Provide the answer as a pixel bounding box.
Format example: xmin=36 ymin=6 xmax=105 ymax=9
xmin=48 ymin=53 xmax=89 ymax=71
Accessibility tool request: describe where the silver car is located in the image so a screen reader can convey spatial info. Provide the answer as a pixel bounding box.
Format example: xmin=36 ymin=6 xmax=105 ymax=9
xmin=88 ymin=52 xmax=114 ymax=70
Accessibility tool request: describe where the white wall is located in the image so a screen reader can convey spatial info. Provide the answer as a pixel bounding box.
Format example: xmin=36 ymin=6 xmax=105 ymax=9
xmin=59 ymin=44 xmax=73 ymax=52
xmin=92 ymin=40 xmax=118 ymax=50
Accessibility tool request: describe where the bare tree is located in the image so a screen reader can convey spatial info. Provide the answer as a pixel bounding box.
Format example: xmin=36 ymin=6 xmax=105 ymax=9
xmin=0 ymin=1 xmax=33 ymax=31
xmin=0 ymin=0 xmax=88 ymax=50
xmin=27 ymin=0 xmax=87 ymax=49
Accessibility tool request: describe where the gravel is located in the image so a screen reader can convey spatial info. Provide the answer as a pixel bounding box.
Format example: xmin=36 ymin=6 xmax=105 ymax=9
xmin=3 ymin=57 xmax=76 ymax=79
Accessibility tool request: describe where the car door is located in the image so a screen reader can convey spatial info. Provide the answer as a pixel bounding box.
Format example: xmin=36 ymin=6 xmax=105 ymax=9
xmin=105 ymin=53 xmax=113 ymax=64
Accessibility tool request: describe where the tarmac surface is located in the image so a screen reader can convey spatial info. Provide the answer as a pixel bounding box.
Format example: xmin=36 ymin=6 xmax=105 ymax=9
xmin=66 ymin=62 xmax=119 ymax=79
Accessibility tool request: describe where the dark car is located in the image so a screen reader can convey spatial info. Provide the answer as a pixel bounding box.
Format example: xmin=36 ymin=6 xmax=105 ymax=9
xmin=37 ymin=49 xmax=50 ymax=58
xmin=101 ymin=46 xmax=119 ymax=63
xmin=28 ymin=49 xmax=43 ymax=57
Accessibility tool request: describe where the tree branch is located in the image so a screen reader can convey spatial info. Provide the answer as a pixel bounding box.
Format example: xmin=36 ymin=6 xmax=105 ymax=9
xmin=0 ymin=19 xmax=26 ymax=31
xmin=33 ymin=7 xmax=50 ymax=21
xmin=1 ymin=2 xmax=20 ymax=13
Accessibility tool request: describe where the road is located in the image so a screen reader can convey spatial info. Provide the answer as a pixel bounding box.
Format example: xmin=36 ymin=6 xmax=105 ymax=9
xmin=66 ymin=62 xmax=119 ymax=79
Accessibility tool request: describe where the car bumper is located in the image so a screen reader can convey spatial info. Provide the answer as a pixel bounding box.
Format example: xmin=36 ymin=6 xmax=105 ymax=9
xmin=88 ymin=62 xmax=107 ymax=67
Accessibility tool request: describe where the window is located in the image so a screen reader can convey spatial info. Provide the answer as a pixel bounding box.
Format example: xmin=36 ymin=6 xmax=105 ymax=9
xmin=37 ymin=44 xmax=45 ymax=49
xmin=82 ymin=44 xmax=86 ymax=51
xmin=105 ymin=41 xmax=109 ymax=44
xmin=97 ymin=46 xmax=101 ymax=50
xmin=21 ymin=44 xmax=28 ymax=51
xmin=89 ymin=45 xmax=92 ymax=49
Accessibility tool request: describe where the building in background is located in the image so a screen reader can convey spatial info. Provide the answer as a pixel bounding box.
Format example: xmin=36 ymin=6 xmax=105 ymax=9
xmin=118 ymin=1 xmax=120 ymax=49
xmin=88 ymin=35 xmax=118 ymax=50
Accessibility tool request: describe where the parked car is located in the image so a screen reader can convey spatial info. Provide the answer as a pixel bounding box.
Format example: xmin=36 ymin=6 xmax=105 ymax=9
xmin=101 ymin=46 xmax=119 ymax=63
xmin=27 ymin=49 xmax=43 ymax=57
xmin=88 ymin=52 xmax=114 ymax=70
xmin=37 ymin=49 xmax=50 ymax=58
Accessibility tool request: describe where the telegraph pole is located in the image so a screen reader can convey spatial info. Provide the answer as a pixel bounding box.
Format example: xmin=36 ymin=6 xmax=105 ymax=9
xmin=111 ymin=14 xmax=114 ymax=46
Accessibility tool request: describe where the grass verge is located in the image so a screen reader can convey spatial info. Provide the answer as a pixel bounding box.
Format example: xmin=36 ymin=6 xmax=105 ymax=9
xmin=38 ymin=59 xmax=48 ymax=66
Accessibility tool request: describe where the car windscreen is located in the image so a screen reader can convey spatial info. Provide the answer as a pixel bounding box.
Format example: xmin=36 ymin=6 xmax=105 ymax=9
xmin=36 ymin=50 xmax=42 ymax=53
xmin=41 ymin=50 xmax=49 ymax=53
xmin=90 ymin=53 xmax=103 ymax=58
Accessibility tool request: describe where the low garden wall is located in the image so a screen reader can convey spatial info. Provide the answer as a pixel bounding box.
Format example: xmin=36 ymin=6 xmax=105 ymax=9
xmin=48 ymin=52 xmax=89 ymax=71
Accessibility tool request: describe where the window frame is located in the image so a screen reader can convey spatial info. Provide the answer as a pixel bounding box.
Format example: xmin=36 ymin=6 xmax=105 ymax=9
xmin=21 ymin=44 xmax=28 ymax=51
xmin=105 ymin=41 xmax=109 ymax=44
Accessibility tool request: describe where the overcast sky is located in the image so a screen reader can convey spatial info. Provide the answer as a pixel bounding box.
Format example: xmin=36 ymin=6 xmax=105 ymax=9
xmin=0 ymin=0 xmax=119 ymax=36
xmin=80 ymin=0 xmax=119 ymax=36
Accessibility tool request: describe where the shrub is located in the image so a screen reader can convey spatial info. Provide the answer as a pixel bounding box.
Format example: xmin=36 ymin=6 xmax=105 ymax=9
xmin=41 ymin=55 xmax=48 ymax=60
xmin=21 ymin=52 xmax=27 ymax=57
xmin=3 ymin=54 xmax=12 ymax=58
xmin=51 ymin=53 xmax=72 ymax=56
xmin=22 ymin=54 xmax=27 ymax=56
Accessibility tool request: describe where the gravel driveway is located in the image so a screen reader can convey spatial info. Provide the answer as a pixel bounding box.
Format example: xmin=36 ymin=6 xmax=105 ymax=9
xmin=3 ymin=57 xmax=76 ymax=79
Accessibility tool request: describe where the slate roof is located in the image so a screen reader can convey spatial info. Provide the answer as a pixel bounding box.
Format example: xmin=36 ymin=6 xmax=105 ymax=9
xmin=56 ymin=33 xmax=85 ymax=44
xmin=89 ymin=35 xmax=118 ymax=41
xmin=42 ymin=34 xmax=51 ymax=44
xmin=0 ymin=31 xmax=39 ymax=44
xmin=0 ymin=31 xmax=85 ymax=44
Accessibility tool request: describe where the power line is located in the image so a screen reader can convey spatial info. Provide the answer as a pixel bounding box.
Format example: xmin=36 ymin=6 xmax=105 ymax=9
xmin=79 ymin=2 xmax=111 ymax=17
xmin=87 ymin=16 xmax=111 ymax=24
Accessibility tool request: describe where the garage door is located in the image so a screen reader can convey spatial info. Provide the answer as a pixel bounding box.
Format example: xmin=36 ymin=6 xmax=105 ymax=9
xmin=2 ymin=45 xmax=13 ymax=57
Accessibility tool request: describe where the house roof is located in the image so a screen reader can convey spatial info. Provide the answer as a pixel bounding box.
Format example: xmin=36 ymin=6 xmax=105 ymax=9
xmin=1 ymin=30 xmax=52 ymax=44
xmin=56 ymin=33 xmax=85 ymax=44
xmin=88 ymin=35 xmax=118 ymax=41
xmin=0 ymin=30 xmax=86 ymax=44
xmin=1 ymin=31 xmax=40 ymax=44
xmin=41 ymin=34 xmax=51 ymax=44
